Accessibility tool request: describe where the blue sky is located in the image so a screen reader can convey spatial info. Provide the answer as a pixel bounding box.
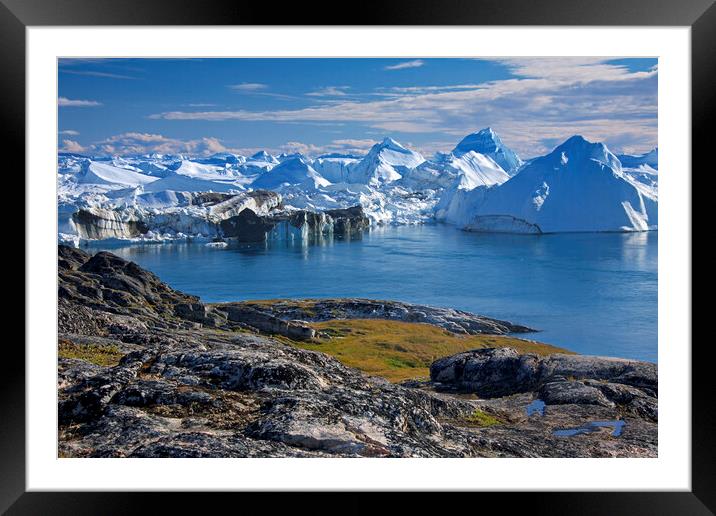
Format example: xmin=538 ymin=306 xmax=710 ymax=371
xmin=58 ymin=57 xmax=657 ymax=159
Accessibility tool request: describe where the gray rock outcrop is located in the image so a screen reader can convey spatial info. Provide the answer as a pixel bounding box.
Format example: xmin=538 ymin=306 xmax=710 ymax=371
xmin=225 ymin=298 xmax=535 ymax=335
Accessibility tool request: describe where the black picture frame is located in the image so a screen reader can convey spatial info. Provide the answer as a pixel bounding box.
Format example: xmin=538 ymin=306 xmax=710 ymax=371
xmin=4 ymin=0 xmax=710 ymax=513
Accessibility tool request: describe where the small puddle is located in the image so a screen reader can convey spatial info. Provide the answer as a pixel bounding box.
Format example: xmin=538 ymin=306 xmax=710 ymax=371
xmin=553 ymin=420 xmax=625 ymax=438
xmin=526 ymin=399 xmax=545 ymax=417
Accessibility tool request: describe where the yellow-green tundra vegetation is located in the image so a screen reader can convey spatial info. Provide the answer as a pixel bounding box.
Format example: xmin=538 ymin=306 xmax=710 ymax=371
xmin=58 ymin=339 xmax=124 ymax=367
xmin=286 ymin=318 xmax=572 ymax=383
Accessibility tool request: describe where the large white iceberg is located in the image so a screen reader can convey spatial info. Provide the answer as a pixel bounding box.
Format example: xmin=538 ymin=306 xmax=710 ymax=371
xmin=437 ymin=135 xmax=658 ymax=233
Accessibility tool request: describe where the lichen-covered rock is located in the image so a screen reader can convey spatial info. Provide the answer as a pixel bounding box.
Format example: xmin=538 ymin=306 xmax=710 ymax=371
xmin=59 ymin=247 xmax=199 ymax=322
xmin=541 ymin=354 xmax=657 ymax=393
xmin=430 ymin=348 xmax=541 ymax=396
xmin=174 ymin=302 xmax=227 ymax=327
xmin=538 ymin=379 xmax=615 ymax=408
xmin=224 ymin=298 xmax=535 ymax=335
xmin=218 ymin=303 xmax=316 ymax=340
xmin=430 ymin=348 xmax=657 ymax=401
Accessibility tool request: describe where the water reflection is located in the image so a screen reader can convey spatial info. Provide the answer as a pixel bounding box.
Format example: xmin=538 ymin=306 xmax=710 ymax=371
xmin=526 ymin=399 xmax=546 ymax=417
xmin=620 ymin=232 xmax=655 ymax=269
xmin=553 ymin=420 xmax=625 ymax=437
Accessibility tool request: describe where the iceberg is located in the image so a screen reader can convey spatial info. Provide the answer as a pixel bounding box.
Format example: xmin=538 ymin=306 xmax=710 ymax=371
xmin=347 ymin=138 xmax=425 ymax=185
xmin=437 ymin=136 xmax=657 ymax=233
xmin=453 ymin=127 xmax=524 ymax=175
xmin=76 ymin=161 xmax=159 ymax=189
xmin=251 ymin=157 xmax=331 ymax=190
xmin=311 ymin=154 xmax=360 ymax=183
xmin=618 ymin=148 xmax=658 ymax=170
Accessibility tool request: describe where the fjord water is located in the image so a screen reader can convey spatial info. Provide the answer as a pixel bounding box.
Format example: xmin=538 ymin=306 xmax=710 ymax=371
xmin=89 ymin=225 xmax=657 ymax=362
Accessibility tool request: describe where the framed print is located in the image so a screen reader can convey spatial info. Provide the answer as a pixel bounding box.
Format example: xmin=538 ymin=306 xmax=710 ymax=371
xmin=5 ymin=0 xmax=712 ymax=512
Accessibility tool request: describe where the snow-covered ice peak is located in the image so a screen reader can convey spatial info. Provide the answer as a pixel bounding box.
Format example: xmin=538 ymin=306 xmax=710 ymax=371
xmin=347 ymin=137 xmax=425 ymax=185
xmin=77 ymin=160 xmax=159 ymax=189
xmin=277 ymin=152 xmax=305 ymax=162
xmin=644 ymin=147 xmax=658 ymax=164
xmin=398 ymin=151 xmax=508 ymax=193
xmin=251 ymin=156 xmax=331 ymax=190
xmin=311 ymin=154 xmax=360 ymax=183
xmin=250 ymin=150 xmax=279 ymax=164
xmin=378 ymin=137 xmax=409 ymax=152
xmin=316 ymin=152 xmax=361 ymax=160
xmin=454 ymin=127 xmax=500 ymax=154
xmin=548 ymin=135 xmax=621 ymax=172
xmin=197 ymin=152 xmax=246 ymax=165
xmin=618 ymin=147 xmax=658 ymax=170
xmin=432 ymin=151 xmax=453 ymax=163
xmin=453 ymin=128 xmax=523 ymax=174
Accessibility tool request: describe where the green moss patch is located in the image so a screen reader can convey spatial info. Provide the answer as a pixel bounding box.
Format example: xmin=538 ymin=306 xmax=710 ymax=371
xmin=463 ymin=409 xmax=502 ymax=427
xmin=58 ymin=339 xmax=124 ymax=367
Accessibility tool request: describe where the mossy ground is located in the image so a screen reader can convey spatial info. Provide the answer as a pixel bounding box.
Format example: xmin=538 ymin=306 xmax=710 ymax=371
xmin=58 ymin=339 xmax=124 ymax=367
xmin=463 ymin=409 xmax=502 ymax=427
xmin=288 ymin=318 xmax=572 ymax=383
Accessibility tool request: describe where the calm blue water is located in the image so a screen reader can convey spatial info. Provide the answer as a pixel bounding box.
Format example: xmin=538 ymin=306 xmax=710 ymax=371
xmin=553 ymin=420 xmax=626 ymax=437
xmin=87 ymin=225 xmax=657 ymax=362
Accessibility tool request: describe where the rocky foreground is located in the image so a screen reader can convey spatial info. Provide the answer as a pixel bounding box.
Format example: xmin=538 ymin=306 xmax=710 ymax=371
xmin=57 ymin=245 xmax=657 ymax=458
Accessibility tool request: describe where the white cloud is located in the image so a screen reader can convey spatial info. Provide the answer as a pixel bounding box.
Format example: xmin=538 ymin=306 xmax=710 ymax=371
xmin=306 ymin=86 xmax=350 ymax=97
xmin=227 ymin=83 xmax=296 ymax=100
xmin=60 ymin=139 xmax=86 ymax=153
xmin=326 ymin=139 xmax=377 ymax=152
xmin=490 ymin=57 xmax=657 ymax=82
xmin=282 ymin=138 xmax=378 ymax=157
xmin=279 ymin=141 xmax=324 ymax=155
xmin=228 ymin=82 xmax=268 ymax=91
xmin=59 ymin=129 xmax=80 ymax=136
xmin=369 ymin=121 xmax=443 ymax=133
xmin=58 ymin=97 xmax=102 ymax=107
xmin=377 ymin=84 xmax=483 ymax=95
xmin=384 ymin=59 xmax=425 ymax=70
xmin=61 ymin=70 xmax=135 ymax=80
xmin=202 ymin=137 xmax=227 ymax=154
xmin=83 ymin=132 xmax=235 ymax=157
